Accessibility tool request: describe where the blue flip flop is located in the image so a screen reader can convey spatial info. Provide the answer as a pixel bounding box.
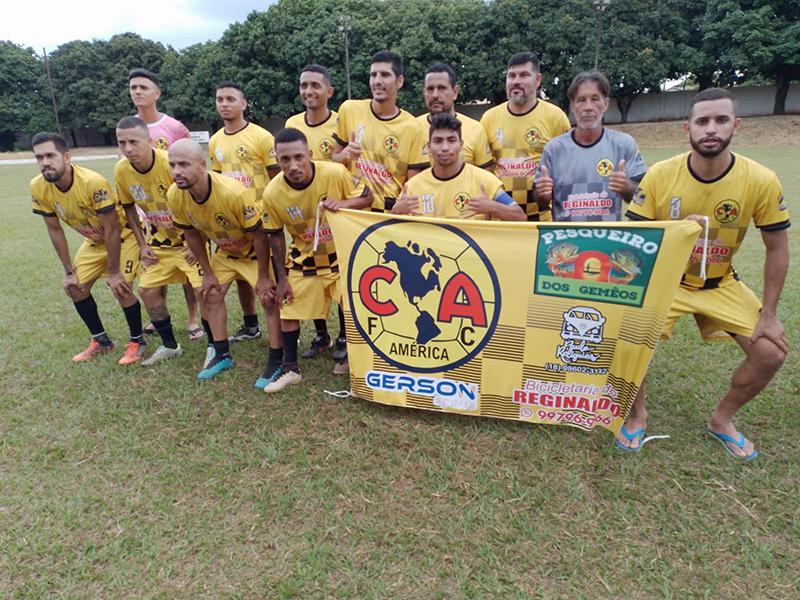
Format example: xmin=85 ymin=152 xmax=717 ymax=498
xmin=706 ymin=429 xmax=758 ymax=460
xmin=615 ymin=424 xmax=646 ymax=452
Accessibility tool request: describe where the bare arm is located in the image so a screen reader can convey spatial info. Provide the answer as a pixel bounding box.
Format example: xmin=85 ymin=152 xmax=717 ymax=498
xmin=251 ymin=228 xmax=276 ymax=303
xmin=123 ymin=205 xmax=158 ymax=265
xmin=268 ymin=231 xmax=291 ymax=303
xmin=321 ymin=188 xmax=374 ymax=212
xmin=332 ymin=132 xmax=362 ymax=166
xmin=97 ymin=209 xmax=131 ymax=299
xmin=44 ymin=216 xmax=83 ymax=299
xmin=749 ymin=228 xmax=789 ymax=353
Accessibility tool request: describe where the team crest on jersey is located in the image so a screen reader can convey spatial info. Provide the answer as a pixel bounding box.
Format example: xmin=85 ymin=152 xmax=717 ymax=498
xmin=714 ymin=199 xmax=740 ymax=223
xmin=157 ymin=183 xmax=168 ymax=199
xmin=319 ymin=138 xmax=334 ymax=157
xmin=524 ymin=128 xmax=541 ymax=146
xmin=154 ymin=137 xmax=169 ymax=150
xmin=453 ymin=192 xmax=470 ymax=212
xmin=214 ymin=212 xmax=231 ymax=228
xmin=236 ymin=145 xmax=250 ymax=159
xmin=215 ymin=147 xmax=223 ymax=162
xmin=596 ymin=159 xmax=614 ymax=177
xmin=383 ymin=135 xmax=399 ymax=154
xmin=92 ymin=189 xmax=109 ymax=204
xmin=77 ymin=203 xmax=90 ymax=215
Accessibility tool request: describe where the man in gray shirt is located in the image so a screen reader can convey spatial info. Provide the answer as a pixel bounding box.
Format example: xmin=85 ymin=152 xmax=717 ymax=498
xmin=534 ymin=71 xmax=647 ymax=222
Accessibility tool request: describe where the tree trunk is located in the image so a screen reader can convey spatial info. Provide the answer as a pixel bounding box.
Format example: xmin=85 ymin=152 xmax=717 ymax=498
xmin=696 ymin=73 xmax=714 ymax=91
xmin=773 ymin=70 xmax=790 ymax=115
xmin=615 ymin=95 xmax=637 ymax=124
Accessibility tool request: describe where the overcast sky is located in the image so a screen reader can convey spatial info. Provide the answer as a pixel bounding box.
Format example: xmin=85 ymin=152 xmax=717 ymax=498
xmin=2 ymin=0 xmax=276 ymax=52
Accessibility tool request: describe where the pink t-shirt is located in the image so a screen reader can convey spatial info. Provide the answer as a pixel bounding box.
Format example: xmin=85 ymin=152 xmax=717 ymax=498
xmin=144 ymin=114 xmax=190 ymax=150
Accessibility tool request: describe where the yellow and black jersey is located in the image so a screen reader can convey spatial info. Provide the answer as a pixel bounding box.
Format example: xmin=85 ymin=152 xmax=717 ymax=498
xmin=114 ymin=149 xmax=184 ymax=247
xmin=480 ymin=99 xmax=571 ymax=220
xmin=416 ymin=111 xmax=493 ymax=169
xmin=209 ymin=122 xmax=278 ymax=201
xmin=333 ymin=99 xmax=428 ymax=211
xmin=627 ymin=152 xmax=790 ymax=289
xmin=31 ymin=164 xmax=131 ymax=245
xmin=262 ymin=161 xmax=367 ymax=275
xmin=170 ymin=172 xmax=262 ymax=259
xmin=404 ymin=163 xmax=513 ymax=220
xmin=285 ymin=110 xmax=339 ymax=161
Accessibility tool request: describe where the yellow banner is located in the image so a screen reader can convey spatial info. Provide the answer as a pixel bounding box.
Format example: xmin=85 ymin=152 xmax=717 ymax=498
xmin=328 ymin=210 xmax=699 ymax=435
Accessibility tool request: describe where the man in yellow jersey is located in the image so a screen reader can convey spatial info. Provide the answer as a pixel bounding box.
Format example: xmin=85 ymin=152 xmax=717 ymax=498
xmin=619 ymin=89 xmax=790 ymax=459
xmin=393 ymin=114 xmax=525 ymax=222
xmin=480 ymin=51 xmax=571 ymax=221
xmin=128 ymin=68 xmax=201 ymax=341
xmin=167 ymin=139 xmax=281 ymax=381
xmin=209 ymin=80 xmax=281 ymax=349
xmin=417 ymin=63 xmax=493 ymax=170
xmin=262 ymin=128 xmax=374 ymax=390
xmin=115 ymin=116 xmax=206 ymax=365
xmin=285 ymin=65 xmax=338 ymax=161
xmin=332 ymin=50 xmax=429 ymax=212
xmin=285 ymin=65 xmax=350 ymax=361
xmin=30 ymin=132 xmax=147 ymax=364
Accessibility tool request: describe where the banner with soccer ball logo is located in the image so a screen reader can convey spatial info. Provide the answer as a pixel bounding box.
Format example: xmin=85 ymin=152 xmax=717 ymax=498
xmin=327 ymin=210 xmax=699 ymax=435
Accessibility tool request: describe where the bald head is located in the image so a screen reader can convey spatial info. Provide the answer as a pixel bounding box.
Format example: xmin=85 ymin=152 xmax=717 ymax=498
xmin=168 ymin=139 xmax=208 ymax=190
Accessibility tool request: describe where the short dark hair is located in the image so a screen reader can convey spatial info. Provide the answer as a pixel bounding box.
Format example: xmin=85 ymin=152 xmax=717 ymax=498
xmin=507 ymin=52 xmax=540 ymax=72
xmin=275 ymin=128 xmax=308 ymax=147
xmin=128 ymin=68 xmax=160 ymax=88
xmin=371 ymin=50 xmax=403 ymax=77
xmin=216 ymin=81 xmax=244 ymax=94
xmin=31 ymin=132 xmax=68 ymax=154
xmin=567 ymin=71 xmax=610 ymax=102
xmin=301 ymin=64 xmax=331 ymax=86
xmin=425 ymin=63 xmax=457 ymax=88
xmin=690 ymin=88 xmax=737 ymax=115
xmin=116 ymin=116 xmax=149 ymax=135
xmin=429 ymin=113 xmax=462 ymax=140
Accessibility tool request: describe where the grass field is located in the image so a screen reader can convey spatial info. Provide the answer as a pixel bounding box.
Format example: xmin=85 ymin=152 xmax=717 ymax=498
xmin=1 ymin=147 xmax=799 ymax=599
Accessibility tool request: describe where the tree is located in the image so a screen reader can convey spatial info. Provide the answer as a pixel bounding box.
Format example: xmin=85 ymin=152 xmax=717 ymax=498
xmin=708 ymin=0 xmax=800 ymax=114
xmin=0 ymin=41 xmax=54 ymax=150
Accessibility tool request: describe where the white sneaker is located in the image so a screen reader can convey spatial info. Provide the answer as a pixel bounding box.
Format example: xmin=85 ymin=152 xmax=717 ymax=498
xmin=263 ymin=368 xmax=302 ymax=393
xmin=141 ymin=344 xmax=183 ymax=366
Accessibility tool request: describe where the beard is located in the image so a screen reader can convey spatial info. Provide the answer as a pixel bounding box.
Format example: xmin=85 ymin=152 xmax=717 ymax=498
xmin=690 ymin=132 xmax=733 ymax=158
xmin=42 ymin=167 xmax=64 ymax=182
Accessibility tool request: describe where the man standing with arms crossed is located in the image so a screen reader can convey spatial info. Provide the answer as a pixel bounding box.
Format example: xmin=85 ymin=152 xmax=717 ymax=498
xmin=481 ymin=52 xmax=571 ymax=221
xmin=167 ymin=139 xmax=281 ymax=381
xmin=332 ymin=50 xmax=429 ymax=212
xmin=128 ymin=68 xmax=202 ymax=340
xmin=262 ymin=128 xmax=373 ymax=388
xmin=30 ymin=132 xmax=147 ymax=364
xmin=209 ymin=81 xmax=282 ymax=359
xmin=417 ymin=63 xmax=493 ymax=170
xmin=620 ymin=89 xmax=790 ymax=459
xmin=285 ymin=65 xmax=338 ymax=162
xmin=534 ymin=71 xmax=647 ymax=222
xmin=115 ymin=116 xmax=205 ymax=365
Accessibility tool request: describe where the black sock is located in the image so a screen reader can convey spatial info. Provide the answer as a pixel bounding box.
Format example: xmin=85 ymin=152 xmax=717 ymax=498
xmin=266 ymin=346 xmax=283 ymax=370
xmin=282 ymin=329 xmax=300 ymax=364
xmin=313 ymin=319 xmax=328 ymax=338
xmin=338 ymin=305 xmax=346 ymax=340
xmin=123 ymin=301 xmax=144 ymax=343
xmin=153 ymin=316 xmax=178 ymax=349
xmin=212 ymin=339 xmax=231 ymax=360
xmin=74 ymin=295 xmax=106 ymax=338
xmin=243 ymin=314 xmax=259 ymax=329
xmin=202 ymin=318 xmax=213 ymax=347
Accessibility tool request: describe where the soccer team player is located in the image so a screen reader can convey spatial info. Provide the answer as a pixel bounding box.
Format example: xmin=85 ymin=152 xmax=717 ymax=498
xmin=29 ymin=50 xmax=791 ymax=458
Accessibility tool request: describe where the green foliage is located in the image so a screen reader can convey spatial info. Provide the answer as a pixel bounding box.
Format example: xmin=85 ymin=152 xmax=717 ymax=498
xmin=2 ymin=0 xmax=798 ymax=141
xmin=0 ymin=41 xmax=54 ymax=150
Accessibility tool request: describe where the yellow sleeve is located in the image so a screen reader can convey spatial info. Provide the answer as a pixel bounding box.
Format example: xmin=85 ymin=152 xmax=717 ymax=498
xmin=89 ymin=175 xmax=119 ymax=214
xmin=472 ymin=125 xmax=492 ymax=168
xmin=30 ymin=180 xmax=55 ymax=216
xmin=753 ymin=174 xmax=789 ymax=230
xmin=209 ymin=133 xmax=222 ymax=172
xmin=556 ymin=109 xmax=571 ymax=136
xmin=408 ymin=121 xmax=429 ymax=169
xmin=334 ymin=102 xmax=351 ymax=146
xmin=260 ymin=130 xmax=278 ymax=170
xmin=483 ymin=171 xmax=504 ymax=201
xmin=168 ymin=189 xmax=192 ymax=229
xmin=335 ymin=165 xmax=367 ymax=199
xmin=114 ymin=164 xmax=135 ymax=207
xmin=241 ymin=188 xmax=263 ymax=231
xmin=261 ymin=185 xmax=283 ymax=232
xmin=626 ymin=172 xmax=658 ymax=221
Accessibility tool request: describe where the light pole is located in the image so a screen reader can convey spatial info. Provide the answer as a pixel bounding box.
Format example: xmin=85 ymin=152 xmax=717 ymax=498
xmin=338 ymin=16 xmax=352 ymax=100
xmin=593 ymin=0 xmax=611 ymax=71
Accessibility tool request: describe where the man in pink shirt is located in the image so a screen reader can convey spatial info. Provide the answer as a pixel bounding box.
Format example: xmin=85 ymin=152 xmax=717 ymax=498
xmin=128 ymin=68 xmax=202 ymax=340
